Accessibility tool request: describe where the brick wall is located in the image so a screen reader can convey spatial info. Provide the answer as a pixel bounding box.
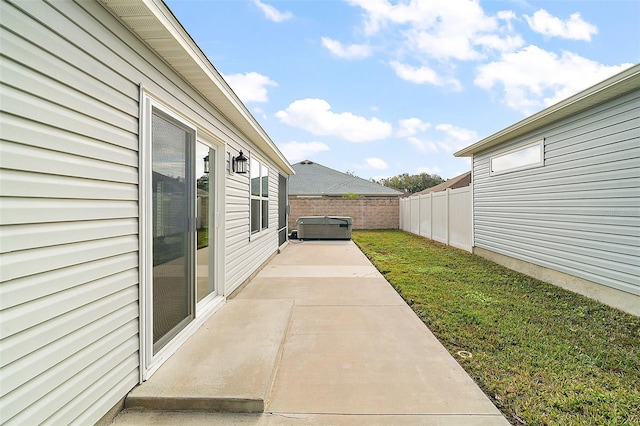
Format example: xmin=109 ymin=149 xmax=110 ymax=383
xmin=288 ymin=196 xmax=400 ymax=231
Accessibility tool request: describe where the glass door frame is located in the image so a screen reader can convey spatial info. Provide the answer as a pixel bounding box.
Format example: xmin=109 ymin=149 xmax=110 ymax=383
xmin=150 ymin=107 xmax=196 ymax=355
xmin=195 ymin=141 xmax=220 ymax=311
xmin=140 ymin=91 xmax=226 ymax=381
xmin=140 ymin=94 xmax=196 ymax=379
xmin=195 ymin=138 xmax=225 ymax=317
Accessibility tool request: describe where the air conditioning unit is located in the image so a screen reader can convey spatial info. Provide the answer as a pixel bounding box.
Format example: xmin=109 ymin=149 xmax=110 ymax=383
xmin=296 ymin=216 xmax=353 ymax=240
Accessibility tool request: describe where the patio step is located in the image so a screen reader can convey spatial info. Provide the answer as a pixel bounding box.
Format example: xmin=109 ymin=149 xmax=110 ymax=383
xmin=125 ymin=299 xmax=293 ymax=413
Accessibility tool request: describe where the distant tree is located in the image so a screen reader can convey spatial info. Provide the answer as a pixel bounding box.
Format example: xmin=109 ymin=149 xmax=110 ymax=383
xmin=373 ymin=172 xmax=444 ymax=194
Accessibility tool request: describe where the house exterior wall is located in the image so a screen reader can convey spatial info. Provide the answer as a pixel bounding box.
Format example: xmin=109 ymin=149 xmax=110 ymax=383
xmin=1 ymin=2 xmax=141 ymax=424
xmin=0 ymin=1 xmax=288 ymax=424
xmin=472 ymin=89 xmax=640 ymax=296
xmin=225 ymin=152 xmax=281 ymax=296
xmin=289 ymin=196 xmax=399 ymax=231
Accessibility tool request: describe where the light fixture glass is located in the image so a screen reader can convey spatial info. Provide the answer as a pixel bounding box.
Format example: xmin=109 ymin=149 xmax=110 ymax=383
xmin=233 ymin=150 xmax=248 ymax=174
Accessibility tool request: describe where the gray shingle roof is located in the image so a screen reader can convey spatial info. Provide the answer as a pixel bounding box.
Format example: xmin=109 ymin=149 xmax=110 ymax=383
xmin=289 ymin=161 xmax=402 ymax=196
xmin=415 ymin=171 xmax=471 ymax=195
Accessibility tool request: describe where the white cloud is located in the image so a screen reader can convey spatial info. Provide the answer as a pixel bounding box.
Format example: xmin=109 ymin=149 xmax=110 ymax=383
xmin=223 ymin=72 xmax=278 ymax=104
xmin=408 ymin=136 xmax=438 ymax=153
xmin=435 ymin=124 xmax=478 ymax=152
xmin=407 ymin=123 xmax=477 ymax=154
xmin=345 ymin=0 xmax=416 ymax=35
xmin=417 ymin=166 xmax=442 ymax=175
xmin=475 ymin=45 xmax=633 ymax=114
xmin=435 ymin=124 xmax=477 ymax=143
xmin=348 ymin=0 xmax=519 ymax=62
xmin=321 ymin=37 xmax=372 ymax=59
xmin=252 ymin=106 xmax=268 ymax=120
xmin=275 ymin=98 xmax=393 ymax=142
xmin=365 ymin=157 xmax=388 ymax=170
xmin=396 ymin=118 xmax=431 ymax=137
xmin=390 ymin=61 xmax=461 ymax=90
xmin=475 ymin=34 xmax=525 ymax=53
xmin=525 ymin=9 xmax=598 ymax=41
xmin=253 ymin=0 xmax=292 ymax=22
xmin=497 ymin=10 xmax=516 ymax=22
xmin=279 ymin=141 xmax=329 ymax=162
xmin=390 ymin=61 xmax=437 ymax=84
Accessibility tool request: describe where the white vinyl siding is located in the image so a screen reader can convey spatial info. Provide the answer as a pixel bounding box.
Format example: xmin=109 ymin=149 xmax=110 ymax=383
xmin=225 ymin=152 xmax=279 ymax=296
xmin=472 ymin=89 xmax=640 ymax=296
xmin=1 ymin=1 xmax=140 ymax=423
xmin=1 ymin=0 xmax=286 ymax=424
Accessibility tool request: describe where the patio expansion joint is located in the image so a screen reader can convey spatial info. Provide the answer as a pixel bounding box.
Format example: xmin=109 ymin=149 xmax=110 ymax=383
xmin=264 ymin=299 xmax=297 ymax=409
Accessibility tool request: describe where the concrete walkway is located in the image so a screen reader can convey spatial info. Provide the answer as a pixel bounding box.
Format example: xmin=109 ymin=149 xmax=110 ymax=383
xmin=113 ymin=241 xmax=509 ymax=425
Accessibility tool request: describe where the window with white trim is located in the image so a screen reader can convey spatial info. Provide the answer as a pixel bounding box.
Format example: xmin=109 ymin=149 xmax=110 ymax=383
xmin=250 ymin=157 xmax=269 ymax=234
xmin=490 ymin=140 xmax=544 ymax=175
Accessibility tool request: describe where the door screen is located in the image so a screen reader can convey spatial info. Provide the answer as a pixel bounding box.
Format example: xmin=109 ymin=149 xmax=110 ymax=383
xmin=151 ymin=110 xmax=194 ymax=353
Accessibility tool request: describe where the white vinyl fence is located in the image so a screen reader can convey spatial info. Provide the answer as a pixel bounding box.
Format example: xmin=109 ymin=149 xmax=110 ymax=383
xmin=399 ymin=186 xmax=472 ymax=252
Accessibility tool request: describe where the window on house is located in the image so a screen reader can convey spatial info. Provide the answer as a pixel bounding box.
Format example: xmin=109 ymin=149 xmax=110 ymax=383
xmin=490 ymin=140 xmax=544 ymax=175
xmin=250 ymin=157 xmax=269 ymax=234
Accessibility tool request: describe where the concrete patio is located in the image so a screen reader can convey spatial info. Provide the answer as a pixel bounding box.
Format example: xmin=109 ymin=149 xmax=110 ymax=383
xmin=113 ymin=240 xmax=509 ymax=425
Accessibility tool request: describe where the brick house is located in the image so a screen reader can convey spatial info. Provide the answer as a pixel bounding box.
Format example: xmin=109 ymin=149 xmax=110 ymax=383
xmin=288 ymin=161 xmax=402 ymax=231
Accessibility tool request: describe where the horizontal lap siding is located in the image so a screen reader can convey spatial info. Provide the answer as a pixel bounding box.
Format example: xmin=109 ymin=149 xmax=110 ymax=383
xmin=0 ymin=1 xmax=141 ymax=424
xmin=473 ymin=90 xmax=640 ymax=296
xmin=225 ymin=155 xmax=278 ymax=295
xmin=2 ymin=0 xmax=288 ymax=422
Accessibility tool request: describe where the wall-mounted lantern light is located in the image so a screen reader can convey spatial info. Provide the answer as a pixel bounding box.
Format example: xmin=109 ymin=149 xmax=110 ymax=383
xmin=203 ymin=154 xmax=210 ymax=174
xmin=233 ymin=150 xmax=248 ymax=174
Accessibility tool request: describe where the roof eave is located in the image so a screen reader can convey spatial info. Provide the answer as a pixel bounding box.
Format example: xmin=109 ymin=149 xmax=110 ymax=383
xmin=98 ymin=0 xmax=295 ymax=175
xmin=454 ymin=63 xmax=640 ymax=157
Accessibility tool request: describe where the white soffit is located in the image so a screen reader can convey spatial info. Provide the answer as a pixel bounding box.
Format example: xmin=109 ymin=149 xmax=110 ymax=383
xmin=455 ymin=63 xmax=640 ymax=157
xmin=99 ymin=0 xmax=294 ymax=175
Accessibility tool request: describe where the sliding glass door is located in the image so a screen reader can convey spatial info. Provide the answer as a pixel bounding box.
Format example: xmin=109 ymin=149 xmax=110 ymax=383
xmin=151 ymin=110 xmax=195 ymax=354
xmin=142 ymin=96 xmax=221 ymax=373
xmin=196 ymin=143 xmax=215 ymax=303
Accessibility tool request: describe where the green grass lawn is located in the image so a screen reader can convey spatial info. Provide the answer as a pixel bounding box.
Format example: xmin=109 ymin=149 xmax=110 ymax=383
xmin=352 ymin=230 xmax=640 ymax=425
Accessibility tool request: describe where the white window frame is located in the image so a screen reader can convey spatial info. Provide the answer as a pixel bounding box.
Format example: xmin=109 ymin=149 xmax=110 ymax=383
xmin=250 ymin=155 xmax=269 ymax=236
xmin=489 ymin=139 xmax=544 ymax=176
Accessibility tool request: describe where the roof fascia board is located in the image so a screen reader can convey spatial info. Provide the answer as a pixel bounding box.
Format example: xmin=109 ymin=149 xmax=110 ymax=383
xmin=455 ymin=63 xmax=640 ymax=157
xmin=149 ymin=0 xmax=294 ymax=174
xmin=100 ymin=0 xmax=294 ymax=175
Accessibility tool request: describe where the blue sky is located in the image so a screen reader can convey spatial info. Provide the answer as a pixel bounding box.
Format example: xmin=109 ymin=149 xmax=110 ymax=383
xmin=165 ymin=0 xmax=639 ymax=180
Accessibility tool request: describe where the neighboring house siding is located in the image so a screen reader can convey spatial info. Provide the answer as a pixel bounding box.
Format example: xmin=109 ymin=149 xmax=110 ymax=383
xmin=1 ymin=1 xmax=139 ymax=424
xmin=472 ymin=89 xmax=640 ymax=296
xmin=289 ymin=197 xmax=399 ymax=230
